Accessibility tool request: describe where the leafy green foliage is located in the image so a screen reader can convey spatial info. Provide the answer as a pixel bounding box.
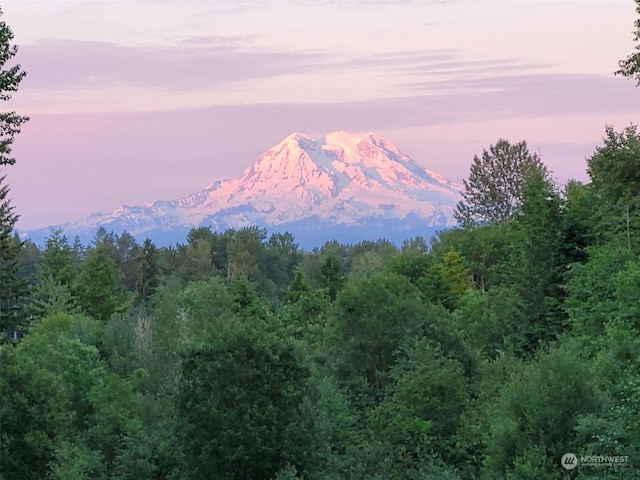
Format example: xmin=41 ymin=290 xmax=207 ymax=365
xmin=588 ymin=125 xmax=640 ymax=204
xmin=454 ymin=139 xmax=548 ymax=226
xmin=0 ymin=344 xmax=69 ymax=480
xmin=485 ymin=342 xmax=600 ymax=478
xmin=615 ymin=0 xmax=640 ymax=85
xmin=176 ymin=325 xmax=316 ymax=480
xmin=330 ymin=273 xmax=425 ymax=404
xmin=0 ymin=7 xmax=28 ymax=166
xmin=507 ymin=170 xmax=567 ymax=355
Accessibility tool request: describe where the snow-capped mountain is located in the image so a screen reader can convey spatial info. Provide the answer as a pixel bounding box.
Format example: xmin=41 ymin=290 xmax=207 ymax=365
xmin=26 ymin=131 xmax=463 ymax=248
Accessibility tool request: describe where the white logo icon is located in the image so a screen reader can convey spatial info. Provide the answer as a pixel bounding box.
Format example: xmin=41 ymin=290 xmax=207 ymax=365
xmin=561 ymin=453 xmax=578 ymax=470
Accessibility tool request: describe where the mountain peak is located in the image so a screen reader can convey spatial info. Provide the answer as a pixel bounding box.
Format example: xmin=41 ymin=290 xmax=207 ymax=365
xmin=277 ymin=132 xmax=315 ymax=148
xmin=27 ymin=131 xmax=462 ymax=248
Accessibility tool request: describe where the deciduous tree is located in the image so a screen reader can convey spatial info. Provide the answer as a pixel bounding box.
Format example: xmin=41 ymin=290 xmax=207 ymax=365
xmin=454 ymin=139 xmax=548 ymax=226
xmin=616 ymin=0 xmax=640 ymax=85
xmin=176 ymin=325 xmax=316 ymax=480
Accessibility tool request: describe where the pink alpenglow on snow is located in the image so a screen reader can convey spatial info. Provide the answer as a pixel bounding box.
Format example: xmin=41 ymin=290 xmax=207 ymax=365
xmin=24 ymin=131 xmax=463 ymax=247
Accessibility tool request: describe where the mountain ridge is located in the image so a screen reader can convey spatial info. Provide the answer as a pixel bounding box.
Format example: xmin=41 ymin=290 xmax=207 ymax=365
xmin=25 ymin=131 xmax=463 ymax=248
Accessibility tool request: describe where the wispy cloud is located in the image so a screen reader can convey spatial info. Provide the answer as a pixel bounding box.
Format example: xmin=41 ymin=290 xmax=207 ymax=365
xmin=17 ymin=37 xmax=548 ymax=103
xmin=19 ymin=38 xmax=329 ymax=90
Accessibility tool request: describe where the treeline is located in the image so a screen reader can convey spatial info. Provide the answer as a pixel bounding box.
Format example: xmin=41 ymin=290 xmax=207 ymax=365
xmin=1 ymin=125 xmax=639 ymax=480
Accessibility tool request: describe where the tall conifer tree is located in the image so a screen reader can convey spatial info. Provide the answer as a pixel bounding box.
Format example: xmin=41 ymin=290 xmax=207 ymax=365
xmin=0 ymin=7 xmax=28 ymax=333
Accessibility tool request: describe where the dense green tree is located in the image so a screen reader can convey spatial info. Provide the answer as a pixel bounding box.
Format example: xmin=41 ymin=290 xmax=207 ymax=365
xmin=588 ymin=125 xmax=640 ymax=203
xmin=114 ymin=231 xmax=141 ymax=291
xmin=28 ymin=229 xmax=79 ymax=320
xmin=91 ymin=226 xmax=118 ymax=257
xmin=185 ymin=225 xmax=215 ymax=245
xmin=228 ymin=275 xmax=270 ymax=322
xmin=180 ymin=237 xmax=216 ymax=282
xmin=100 ymin=313 xmax=139 ymax=376
xmin=18 ymin=314 xmax=105 ymax=430
xmin=141 ymin=275 xmax=184 ymax=394
xmin=0 ymin=314 xmax=106 ymax=479
xmin=0 ymin=344 xmax=69 ymax=480
xmin=70 ymin=235 xmax=85 ymax=268
xmin=348 ymin=250 xmax=385 ymax=281
xmin=438 ymin=249 xmax=473 ymax=298
xmin=575 ymin=319 xmax=640 ymax=480
xmin=176 ymin=325 xmax=316 ymax=480
xmin=279 ymin=287 xmax=332 ymax=361
xmin=508 ymin=170 xmax=566 ymax=354
xmin=346 ymin=239 xmax=397 ymax=281
xmin=565 ymin=243 xmax=637 ymax=342
xmin=76 ymin=244 xmax=131 ymax=321
xmin=367 ymin=339 xmax=470 ymax=473
xmin=484 ymin=341 xmax=600 ymax=479
xmin=401 ymin=236 xmax=429 ymax=254
xmin=0 ymin=232 xmax=25 ymax=332
xmin=586 ymin=125 xmax=640 ymax=251
xmin=265 ymin=232 xmax=302 ymax=288
xmin=225 ymin=226 xmax=268 ymax=281
xmin=29 ymin=273 xmax=80 ymax=320
xmin=418 ymin=248 xmax=473 ymax=310
xmin=431 ymin=224 xmax=513 ymax=290
xmin=382 ymin=238 xmax=430 ymax=292
xmin=286 ymin=267 xmax=311 ymax=304
xmin=17 ymin=238 xmax=40 ymax=286
xmin=454 ymin=139 xmax=548 ymax=226
xmin=561 ymin=180 xmax=597 ymax=264
xmin=387 ymin=248 xmax=432 ymax=285
xmin=330 ymin=273 xmax=426 ymax=404
xmin=179 ymin=277 xmax=234 ymax=336
xmin=135 ymin=238 xmax=160 ymax=305
xmin=38 ymin=228 xmax=76 ymax=286
xmin=453 ymin=287 xmax=525 ymax=359
xmin=81 ymin=373 xmax=157 ymax=479
xmin=320 ymin=253 xmax=345 ymax=301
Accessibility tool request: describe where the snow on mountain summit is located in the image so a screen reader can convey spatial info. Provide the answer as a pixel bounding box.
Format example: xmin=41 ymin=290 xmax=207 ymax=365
xmin=28 ymin=131 xmax=463 ymax=246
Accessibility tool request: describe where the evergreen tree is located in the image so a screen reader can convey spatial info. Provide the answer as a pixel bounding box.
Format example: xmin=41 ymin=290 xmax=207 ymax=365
xmin=76 ymin=244 xmax=130 ymax=321
xmin=39 ymin=228 xmax=75 ymax=288
xmin=29 ymin=229 xmax=81 ymax=321
xmin=320 ymin=254 xmax=345 ymax=301
xmin=114 ymin=231 xmax=141 ymax=291
xmin=286 ymin=268 xmax=311 ymax=304
xmin=17 ymin=238 xmax=40 ymax=286
xmin=135 ymin=238 xmax=160 ymax=306
xmin=0 ymin=8 xmax=28 ymax=334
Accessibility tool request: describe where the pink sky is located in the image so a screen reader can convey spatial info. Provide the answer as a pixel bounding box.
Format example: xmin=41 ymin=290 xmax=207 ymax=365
xmin=3 ymin=0 xmax=638 ymax=230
